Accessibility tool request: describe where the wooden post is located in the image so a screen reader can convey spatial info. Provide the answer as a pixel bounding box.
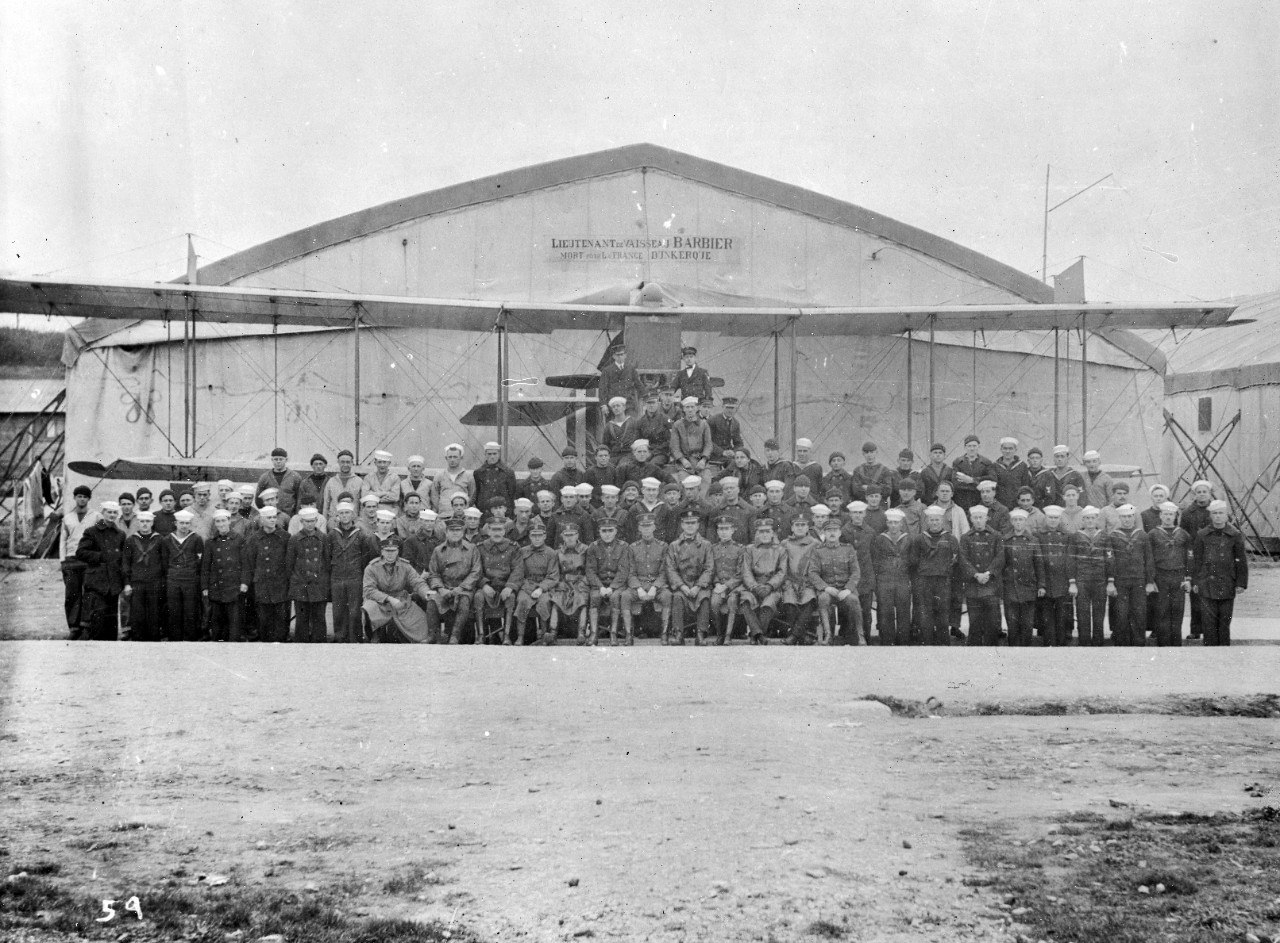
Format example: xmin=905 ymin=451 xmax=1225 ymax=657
xmin=353 ymin=305 xmax=362 ymax=463
xmin=789 ymin=318 xmax=798 ymax=459
xmin=906 ymin=329 xmax=913 ymax=455
xmin=772 ymin=330 xmax=780 ymax=443
xmin=928 ymin=317 xmax=936 ymax=448
xmin=1081 ymin=327 xmax=1089 ymax=453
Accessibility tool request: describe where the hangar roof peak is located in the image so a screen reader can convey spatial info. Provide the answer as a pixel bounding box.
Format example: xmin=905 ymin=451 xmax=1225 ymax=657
xmin=195 ymin=142 xmax=1052 ymax=304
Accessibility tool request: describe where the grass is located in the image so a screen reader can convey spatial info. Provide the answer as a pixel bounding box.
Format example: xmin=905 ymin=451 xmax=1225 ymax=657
xmin=383 ymin=861 xmax=452 ymax=896
xmin=0 ymin=873 xmax=480 ymax=942
xmin=960 ymin=807 xmax=1280 ymax=942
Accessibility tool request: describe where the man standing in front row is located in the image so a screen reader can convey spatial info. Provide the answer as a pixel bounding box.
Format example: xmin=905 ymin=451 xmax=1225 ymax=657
xmin=76 ymin=500 xmax=126 ymax=641
xmin=288 ymin=507 xmax=330 ymax=642
xmin=61 ymin=484 xmax=97 ymax=639
xmin=1192 ymin=500 xmax=1248 ymax=646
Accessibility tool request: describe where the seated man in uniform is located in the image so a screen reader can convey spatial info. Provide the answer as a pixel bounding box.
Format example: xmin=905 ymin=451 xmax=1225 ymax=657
xmin=739 ymin=518 xmax=786 ymax=644
xmin=362 ymin=537 xmax=434 ymax=643
xmin=666 ymin=509 xmax=714 ymax=645
xmin=510 ymin=521 xmax=561 ymax=645
xmin=425 ymin=517 xmax=482 ymax=643
xmin=622 ymin=512 xmax=670 ymax=642
xmin=585 ymin=517 xmax=631 ymax=645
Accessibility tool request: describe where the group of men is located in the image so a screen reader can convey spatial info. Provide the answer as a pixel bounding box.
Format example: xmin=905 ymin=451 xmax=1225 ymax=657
xmin=57 ymin=410 xmax=1249 ymax=646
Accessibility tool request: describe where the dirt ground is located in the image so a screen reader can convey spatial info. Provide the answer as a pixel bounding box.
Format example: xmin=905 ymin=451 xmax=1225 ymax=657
xmin=2 ymin=644 xmax=1277 ymax=942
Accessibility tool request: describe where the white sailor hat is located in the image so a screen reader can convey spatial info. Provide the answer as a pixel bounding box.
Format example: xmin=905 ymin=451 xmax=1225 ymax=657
xmin=135 ymin=510 xmax=155 ymax=522
xmin=374 ymin=509 xmax=395 ymax=522
xmin=765 ymin=480 xmax=784 ymax=491
xmin=259 ymin=487 xmax=279 ymax=500
xmin=631 ymin=439 xmax=649 ymax=450
xmin=924 ymin=505 xmax=945 ymax=516
xmin=796 ymin=437 xmax=813 ymax=449
xmin=600 ymin=484 xmax=620 ymax=497
xmin=575 ymin=483 xmax=593 ymax=496
xmin=884 ymin=508 xmax=906 ymax=521
xmin=1043 ymin=505 xmax=1064 ymax=516
xmin=238 ymin=484 xmax=256 ymax=496
xmin=536 ymin=489 xmax=555 ymax=501
xmin=681 ymin=396 xmax=699 ymax=407
xmin=682 ymin=475 xmax=702 ymax=487
xmin=212 ymin=508 xmax=232 ymax=520
xmin=1052 ymin=444 xmax=1070 ymax=455
xmin=419 ymin=508 xmax=438 ymax=521
xmin=463 ymin=507 xmax=483 ymax=519
xmin=560 ymin=485 xmax=577 ymax=497
xmin=372 ymin=449 xmax=393 ymax=461
xmin=217 ymin=478 xmax=234 ymax=489
xmin=1009 ymin=508 xmax=1029 ymax=519
xmin=847 ymin=501 xmax=867 ymax=512
xmin=999 ymin=437 xmax=1018 ymax=447
xmin=484 ymin=441 xmax=501 ymax=451
xmin=360 ymin=493 xmax=380 ymax=506
xmin=1159 ymin=501 xmax=1180 ymax=513
xmin=640 ymin=477 xmax=660 ymax=489
xmin=1208 ymin=499 xmax=1228 ymax=512
xmin=298 ymin=507 xmax=320 ymax=521
xmin=336 ymin=501 xmax=354 ymax=513
xmin=719 ymin=476 xmax=739 ymax=487
xmin=408 ymin=454 xmax=425 ymax=465
xmin=513 ymin=498 xmax=534 ymax=510
xmin=608 ymin=396 xmax=627 ymax=408
xmin=259 ymin=506 xmax=279 ymax=518
xmin=1082 ymin=450 xmax=1101 ymax=461
xmin=1117 ymin=504 xmax=1136 ymax=514
xmin=173 ymin=509 xmax=194 ymax=522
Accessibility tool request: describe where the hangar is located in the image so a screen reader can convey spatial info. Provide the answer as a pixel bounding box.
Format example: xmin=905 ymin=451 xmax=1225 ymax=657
xmin=0 ymin=144 xmax=1240 ymax=492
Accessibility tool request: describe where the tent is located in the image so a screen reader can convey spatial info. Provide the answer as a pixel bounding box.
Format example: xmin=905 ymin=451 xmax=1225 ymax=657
xmin=1159 ymin=290 xmax=1280 ymax=548
xmin=1 ymin=144 xmax=1237 ymax=494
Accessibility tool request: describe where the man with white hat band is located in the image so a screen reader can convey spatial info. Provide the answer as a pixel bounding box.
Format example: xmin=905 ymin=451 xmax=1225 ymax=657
xmin=203 ymin=507 xmax=247 ymax=642
xmin=398 ymin=454 xmax=431 ymax=509
xmin=1105 ymin=503 xmax=1155 ymax=646
xmin=905 ymin=505 xmax=959 ymax=646
xmin=121 ymin=509 xmax=165 ymax=641
xmin=362 ymin=449 xmax=399 ymax=505
xmin=958 ymin=504 xmax=1003 ymax=646
xmin=257 ymin=447 xmax=303 ymax=517
xmin=1042 ymin=444 xmax=1086 ymax=509
xmin=474 ymin=441 xmax=517 ymax=517
xmin=245 ymin=503 xmax=291 ymax=643
xmin=323 ymin=494 xmax=368 ymax=643
xmin=602 ymin=397 xmax=638 ymax=460
xmin=288 ymin=506 xmax=330 ymax=642
xmin=670 ymin=393 xmax=713 ymax=480
xmin=75 ymin=499 xmax=127 ymax=640
xmin=1148 ymin=500 xmax=1190 ymax=647
xmin=164 ymin=508 xmax=204 ymax=641
xmin=1191 ymin=498 xmax=1247 ymax=646
xmin=993 ymin=436 xmax=1032 ymax=511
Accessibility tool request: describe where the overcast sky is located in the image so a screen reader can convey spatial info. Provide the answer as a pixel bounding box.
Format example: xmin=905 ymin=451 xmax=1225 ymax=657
xmin=2 ymin=1 xmax=1277 ymax=329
